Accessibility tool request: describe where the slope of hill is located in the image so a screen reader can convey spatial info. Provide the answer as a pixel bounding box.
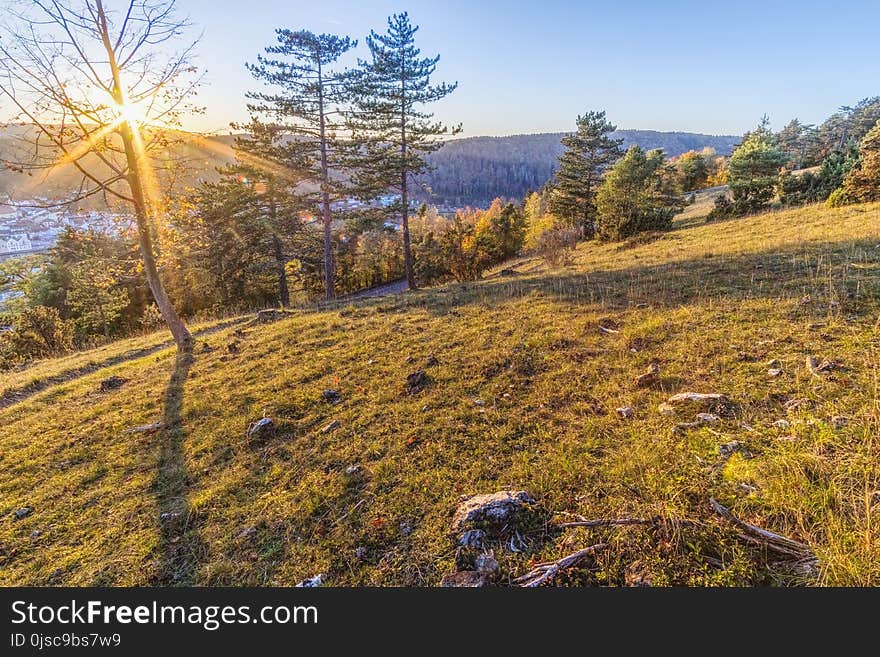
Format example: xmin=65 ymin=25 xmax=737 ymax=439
xmin=0 ymin=127 xmax=737 ymax=209
xmin=1 ymin=201 xmax=878 ymax=586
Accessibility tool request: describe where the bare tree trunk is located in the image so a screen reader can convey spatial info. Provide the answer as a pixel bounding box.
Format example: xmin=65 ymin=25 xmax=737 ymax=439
xmin=120 ymin=127 xmax=191 ymax=350
xmin=317 ymin=60 xmax=335 ymax=301
xmin=266 ymin=180 xmax=289 ymax=307
xmin=95 ymin=0 xmax=190 ymax=351
xmin=271 ymin=233 xmax=289 ymax=308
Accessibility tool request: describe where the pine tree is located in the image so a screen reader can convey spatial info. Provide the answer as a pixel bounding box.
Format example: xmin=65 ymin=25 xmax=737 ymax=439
xmin=727 ymin=124 xmax=787 ymax=214
xmin=347 ymin=12 xmax=460 ymax=290
xmin=595 ymin=146 xmax=682 ymax=241
xmin=549 ymin=111 xmax=623 ymax=237
xmin=242 ymin=30 xmax=358 ymax=300
xmin=838 ymin=120 xmax=880 ymax=203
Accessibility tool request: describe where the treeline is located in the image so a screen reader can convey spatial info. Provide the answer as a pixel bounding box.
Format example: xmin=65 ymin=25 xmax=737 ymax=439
xmin=710 ymin=98 xmax=880 ymax=219
xmin=417 ymin=131 xmax=740 ymax=207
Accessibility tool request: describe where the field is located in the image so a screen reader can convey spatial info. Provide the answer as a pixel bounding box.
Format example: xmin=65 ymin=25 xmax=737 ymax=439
xmin=1 ymin=201 xmax=879 ymax=586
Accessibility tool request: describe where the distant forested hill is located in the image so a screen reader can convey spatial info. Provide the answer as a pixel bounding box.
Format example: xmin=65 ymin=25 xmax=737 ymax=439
xmin=0 ymin=125 xmax=737 ymax=210
xmin=417 ymin=130 xmax=740 ymax=207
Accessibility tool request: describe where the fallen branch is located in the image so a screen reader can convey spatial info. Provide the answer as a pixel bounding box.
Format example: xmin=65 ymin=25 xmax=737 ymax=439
xmin=709 ymin=498 xmax=814 ymax=558
xmin=513 ymin=543 xmax=607 ymax=587
xmin=559 ymin=518 xmax=653 ymax=529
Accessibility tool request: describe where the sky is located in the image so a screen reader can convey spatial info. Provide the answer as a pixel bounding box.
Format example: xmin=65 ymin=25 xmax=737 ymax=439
xmin=175 ymin=0 xmax=880 ymax=137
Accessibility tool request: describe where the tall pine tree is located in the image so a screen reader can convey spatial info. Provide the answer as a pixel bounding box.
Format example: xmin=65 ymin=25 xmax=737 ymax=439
xmin=347 ymin=12 xmax=460 ymax=290
xmin=230 ymin=119 xmax=301 ymax=306
xmin=242 ymin=30 xmax=358 ymax=300
xmin=549 ymin=111 xmax=622 ymax=237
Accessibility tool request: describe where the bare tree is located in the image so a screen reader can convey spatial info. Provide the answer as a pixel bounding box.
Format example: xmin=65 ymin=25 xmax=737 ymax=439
xmin=0 ymin=0 xmax=200 ymax=350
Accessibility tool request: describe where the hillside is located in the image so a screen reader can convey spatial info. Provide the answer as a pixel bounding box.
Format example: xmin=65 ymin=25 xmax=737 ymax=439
xmin=1 ymin=201 xmax=878 ymax=586
xmin=0 ymin=127 xmax=737 ymax=209
xmin=420 ymin=131 xmax=740 ymax=207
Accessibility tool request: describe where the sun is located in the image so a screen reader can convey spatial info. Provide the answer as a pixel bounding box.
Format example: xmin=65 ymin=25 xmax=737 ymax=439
xmin=114 ymin=97 xmax=147 ymax=128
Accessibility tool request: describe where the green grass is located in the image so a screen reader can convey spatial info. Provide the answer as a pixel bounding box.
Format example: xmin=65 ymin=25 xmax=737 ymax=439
xmin=1 ymin=201 xmax=879 ymax=586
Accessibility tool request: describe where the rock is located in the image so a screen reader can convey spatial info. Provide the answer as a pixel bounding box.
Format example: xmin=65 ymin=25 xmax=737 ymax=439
xmin=672 ymin=421 xmax=701 ymax=434
xmin=246 ymin=417 xmax=274 ymax=440
xmin=125 ymin=421 xmax=163 ymax=434
xmin=806 ymin=355 xmax=836 ymax=375
xmin=99 ymin=376 xmax=127 ymax=392
xmin=718 ymin=440 xmax=742 ymax=457
xmin=237 ymin=526 xmax=257 ymax=540
xmin=767 ymin=367 xmax=783 ymax=378
xmin=772 ymin=419 xmax=791 ymax=429
xmin=322 ymin=389 xmax=341 ymax=404
xmin=13 ymin=507 xmax=32 ymax=520
xmin=784 ymin=398 xmax=811 ymax=413
xmin=635 ymin=363 xmax=660 ymax=388
xmin=831 ymin=416 xmax=848 ymax=429
xmin=666 ymin=392 xmax=728 ymax=406
xmin=625 ymin=561 xmax=653 ymax=587
xmin=295 ymin=573 xmax=325 ymax=588
xmin=657 ymin=402 xmax=677 ymax=416
xmin=345 ymin=464 xmax=362 ymax=476
xmin=159 ymin=511 xmax=180 ymax=521
xmin=425 ymin=354 xmax=439 ymax=367
xmin=666 ymin=391 xmax=734 ymax=416
xmin=474 ymin=398 xmax=486 ymax=407
xmin=616 ymin=406 xmax=634 ymax=419
xmin=451 ymin=491 xmax=536 ymax=533
xmin=405 ymin=370 xmax=431 ymax=394
xmin=30 ymin=530 xmax=41 ymax=539
xmin=474 ymin=552 xmax=500 ymax=576
xmin=321 ymin=420 xmax=340 ymax=434
xmin=458 ymin=528 xmax=486 ymax=548
xmin=696 ymin=412 xmax=720 ymax=423
xmin=254 ymin=308 xmax=286 ymax=323
xmin=439 ymin=571 xmax=489 ymax=587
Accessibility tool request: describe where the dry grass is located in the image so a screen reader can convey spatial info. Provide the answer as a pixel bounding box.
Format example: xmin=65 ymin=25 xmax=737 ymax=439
xmin=1 ymin=201 xmax=878 ymax=586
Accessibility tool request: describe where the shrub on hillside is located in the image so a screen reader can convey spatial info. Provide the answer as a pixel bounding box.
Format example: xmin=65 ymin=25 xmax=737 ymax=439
xmin=595 ymin=145 xmax=682 ymax=241
xmin=727 ymin=130 xmax=786 ymax=215
xmin=837 ymin=120 xmax=880 ymax=203
xmin=536 ymin=226 xmax=581 ymax=267
xmin=0 ymin=306 xmax=73 ymax=368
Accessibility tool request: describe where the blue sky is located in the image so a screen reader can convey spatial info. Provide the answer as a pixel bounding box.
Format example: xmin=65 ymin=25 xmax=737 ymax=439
xmin=181 ymin=0 xmax=880 ymax=137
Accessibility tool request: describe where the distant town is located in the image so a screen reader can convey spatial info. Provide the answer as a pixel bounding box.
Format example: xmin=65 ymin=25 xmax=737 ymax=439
xmin=0 ymin=197 xmax=123 ymax=258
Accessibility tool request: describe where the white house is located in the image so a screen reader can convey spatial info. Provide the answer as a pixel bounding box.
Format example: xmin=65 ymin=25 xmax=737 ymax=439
xmin=1 ymin=234 xmax=33 ymax=253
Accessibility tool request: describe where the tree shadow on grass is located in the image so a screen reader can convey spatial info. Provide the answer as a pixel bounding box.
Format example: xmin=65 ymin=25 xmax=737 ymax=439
xmin=154 ymin=349 xmax=208 ymax=585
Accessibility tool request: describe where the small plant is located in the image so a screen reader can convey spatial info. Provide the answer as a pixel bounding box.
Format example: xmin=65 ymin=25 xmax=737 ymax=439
xmin=537 ymin=226 xmax=581 ymax=267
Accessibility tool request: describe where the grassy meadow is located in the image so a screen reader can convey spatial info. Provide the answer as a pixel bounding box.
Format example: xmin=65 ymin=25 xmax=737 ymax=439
xmin=1 ymin=201 xmax=879 ymax=586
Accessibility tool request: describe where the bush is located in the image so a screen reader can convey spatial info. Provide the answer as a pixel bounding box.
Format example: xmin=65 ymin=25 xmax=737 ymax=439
xmin=536 ymin=226 xmax=581 ymax=267
xmin=727 ymin=130 xmax=786 ymax=215
xmin=0 ymin=306 xmax=74 ymax=367
xmin=595 ymin=145 xmax=681 ymax=241
xmin=825 ymin=188 xmax=852 ymax=208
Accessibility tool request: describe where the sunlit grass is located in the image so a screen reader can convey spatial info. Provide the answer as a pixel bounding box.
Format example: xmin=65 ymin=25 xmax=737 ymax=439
xmin=1 ymin=201 xmax=878 ymax=586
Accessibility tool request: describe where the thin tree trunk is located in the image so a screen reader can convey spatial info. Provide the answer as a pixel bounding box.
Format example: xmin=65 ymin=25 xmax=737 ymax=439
xmin=271 ymin=233 xmax=289 ymax=308
xmin=400 ymin=70 xmax=415 ymax=291
xmin=267 ymin=179 xmax=289 ymax=307
xmin=95 ymin=0 xmax=190 ymax=351
xmin=317 ymin=59 xmax=335 ymax=300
